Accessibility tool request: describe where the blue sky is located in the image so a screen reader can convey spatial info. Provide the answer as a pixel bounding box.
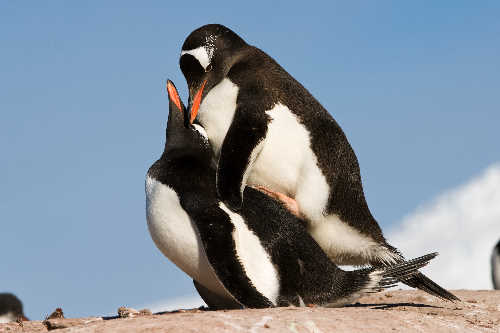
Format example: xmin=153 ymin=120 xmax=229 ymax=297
xmin=1 ymin=1 xmax=499 ymax=320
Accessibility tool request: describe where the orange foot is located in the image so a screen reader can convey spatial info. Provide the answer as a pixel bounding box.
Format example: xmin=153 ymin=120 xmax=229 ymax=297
xmin=254 ymin=186 xmax=302 ymax=218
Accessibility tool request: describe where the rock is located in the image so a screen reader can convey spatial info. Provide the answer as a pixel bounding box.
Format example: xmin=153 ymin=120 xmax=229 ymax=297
xmin=0 ymin=290 xmax=499 ymax=332
xmin=44 ymin=308 xmax=64 ymax=320
xmin=42 ymin=317 xmax=102 ymax=331
xmin=117 ymin=307 xmax=152 ymax=318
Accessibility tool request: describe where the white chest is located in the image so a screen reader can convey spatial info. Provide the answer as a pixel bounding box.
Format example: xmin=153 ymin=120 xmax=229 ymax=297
xmin=197 ymin=78 xmax=239 ymax=159
xmin=145 ymin=175 xmax=233 ymax=300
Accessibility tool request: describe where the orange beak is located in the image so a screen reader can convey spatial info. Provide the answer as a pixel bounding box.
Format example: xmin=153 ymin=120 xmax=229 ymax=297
xmin=190 ymin=80 xmax=207 ymax=124
xmin=166 ymin=80 xmax=182 ymax=113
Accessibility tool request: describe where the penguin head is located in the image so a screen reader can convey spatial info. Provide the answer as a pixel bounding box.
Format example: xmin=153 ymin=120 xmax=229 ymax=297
xmin=180 ymin=24 xmax=247 ymax=124
xmin=164 ymin=80 xmax=212 ymax=160
xmin=0 ymin=293 xmax=26 ymax=321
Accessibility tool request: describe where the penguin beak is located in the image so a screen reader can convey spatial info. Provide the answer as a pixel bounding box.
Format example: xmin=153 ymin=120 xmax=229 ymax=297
xmin=189 ymin=79 xmax=207 ymax=124
xmin=167 ymin=80 xmax=190 ymax=127
xmin=166 ymin=80 xmax=182 ymax=113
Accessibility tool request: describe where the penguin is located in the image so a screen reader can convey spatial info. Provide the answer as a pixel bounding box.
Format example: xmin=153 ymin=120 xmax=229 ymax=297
xmin=145 ymin=80 xmax=436 ymax=309
xmin=179 ymin=24 xmax=458 ymax=301
xmin=492 ymin=239 xmax=500 ymax=290
xmin=146 ymin=81 xmax=241 ymax=310
xmin=0 ymin=293 xmax=27 ymax=323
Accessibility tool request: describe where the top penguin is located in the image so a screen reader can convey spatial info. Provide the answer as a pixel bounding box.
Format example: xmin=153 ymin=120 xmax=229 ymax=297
xmin=179 ymin=24 xmax=458 ymax=301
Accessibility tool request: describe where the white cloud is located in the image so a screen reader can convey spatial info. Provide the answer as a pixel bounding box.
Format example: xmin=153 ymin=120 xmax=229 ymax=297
xmin=387 ymin=163 xmax=500 ymax=290
xmin=138 ymin=295 xmax=206 ymax=313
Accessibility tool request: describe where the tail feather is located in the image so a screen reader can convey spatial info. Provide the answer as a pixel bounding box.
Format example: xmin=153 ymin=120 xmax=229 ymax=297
xmin=402 ymin=272 xmax=460 ymax=301
xmin=326 ymin=253 xmax=439 ymax=307
xmin=379 ymin=247 xmax=460 ymax=302
xmin=378 ymin=252 xmax=437 ymax=288
xmin=357 ymin=252 xmax=437 ymax=293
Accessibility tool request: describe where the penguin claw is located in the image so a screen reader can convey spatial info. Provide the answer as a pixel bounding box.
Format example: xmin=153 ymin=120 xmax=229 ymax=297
xmin=254 ymin=186 xmax=302 ymax=218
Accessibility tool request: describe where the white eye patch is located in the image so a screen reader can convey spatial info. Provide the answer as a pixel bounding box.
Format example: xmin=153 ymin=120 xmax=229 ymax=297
xmin=181 ymin=46 xmax=210 ymax=71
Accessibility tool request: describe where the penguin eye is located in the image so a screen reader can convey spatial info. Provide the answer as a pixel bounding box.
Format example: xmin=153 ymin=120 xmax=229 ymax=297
xmin=205 ymin=63 xmax=212 ymax=72
xmin=180 ymin=54 xmax=204 ymax=83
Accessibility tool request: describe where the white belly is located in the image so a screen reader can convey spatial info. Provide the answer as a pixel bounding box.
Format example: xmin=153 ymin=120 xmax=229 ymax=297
xmin=248 ymin=103 xmax=330 ymax=222
xmin=145 ymin=175 xmax=235 ymax=301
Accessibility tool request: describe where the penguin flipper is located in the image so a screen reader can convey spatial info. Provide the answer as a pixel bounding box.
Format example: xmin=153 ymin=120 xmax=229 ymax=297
xmin=193 ymin=280 xmax=242 ymax=310
xmin=216 ymin=105 xmax=268 ymax=211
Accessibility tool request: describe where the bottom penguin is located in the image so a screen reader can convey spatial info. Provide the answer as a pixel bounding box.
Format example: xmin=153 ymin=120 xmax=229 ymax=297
xmin=145 ymin=80 xmax=438 ymax=309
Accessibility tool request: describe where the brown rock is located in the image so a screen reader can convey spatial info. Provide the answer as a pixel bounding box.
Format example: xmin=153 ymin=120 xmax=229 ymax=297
xmin=1 ymin=290 xmax=499 ymax=333
xmin=117 ymin=307 xmax=152 ymax=318
xmin=45 ymin=308 xmax=64 ymax=320
xmin=43 ymin=317 xmax=102 ymax=331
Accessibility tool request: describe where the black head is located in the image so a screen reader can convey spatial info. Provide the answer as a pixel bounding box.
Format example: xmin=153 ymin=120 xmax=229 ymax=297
xmin=0 ymin=293 xmax=24 ymax=317
xmin=163 ymin=80 xmax=212 ymax=161
xmin=180 ymin=24 xmax=247 ymax=124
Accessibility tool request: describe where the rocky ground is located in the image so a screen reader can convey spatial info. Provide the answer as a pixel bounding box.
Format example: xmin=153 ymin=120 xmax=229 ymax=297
xmin=1 ymin=290 xmax=499 ymax=332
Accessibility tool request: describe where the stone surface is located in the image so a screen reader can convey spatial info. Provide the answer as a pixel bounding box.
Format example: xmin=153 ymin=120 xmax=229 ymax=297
xmin=1 ymin=290 xmax=499 ymax=332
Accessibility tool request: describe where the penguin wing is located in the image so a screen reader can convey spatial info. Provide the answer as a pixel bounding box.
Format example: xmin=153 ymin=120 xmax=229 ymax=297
xmin=216 ymin=101 xmax=271 ymax=212
xmin=191 ymin=206 xmax=273 ymax=308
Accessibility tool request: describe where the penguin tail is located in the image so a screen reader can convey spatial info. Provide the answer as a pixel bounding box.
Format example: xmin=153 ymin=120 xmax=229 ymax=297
xmin=371 ymin=252 xmax=439 ymax=291
xmin=380 ymin=247 xmax=460 ymax=302
xmin=399 ymin=271 xmax=460 ymax=301
xmin=327 ymin=252 xmax=437 ymax=307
